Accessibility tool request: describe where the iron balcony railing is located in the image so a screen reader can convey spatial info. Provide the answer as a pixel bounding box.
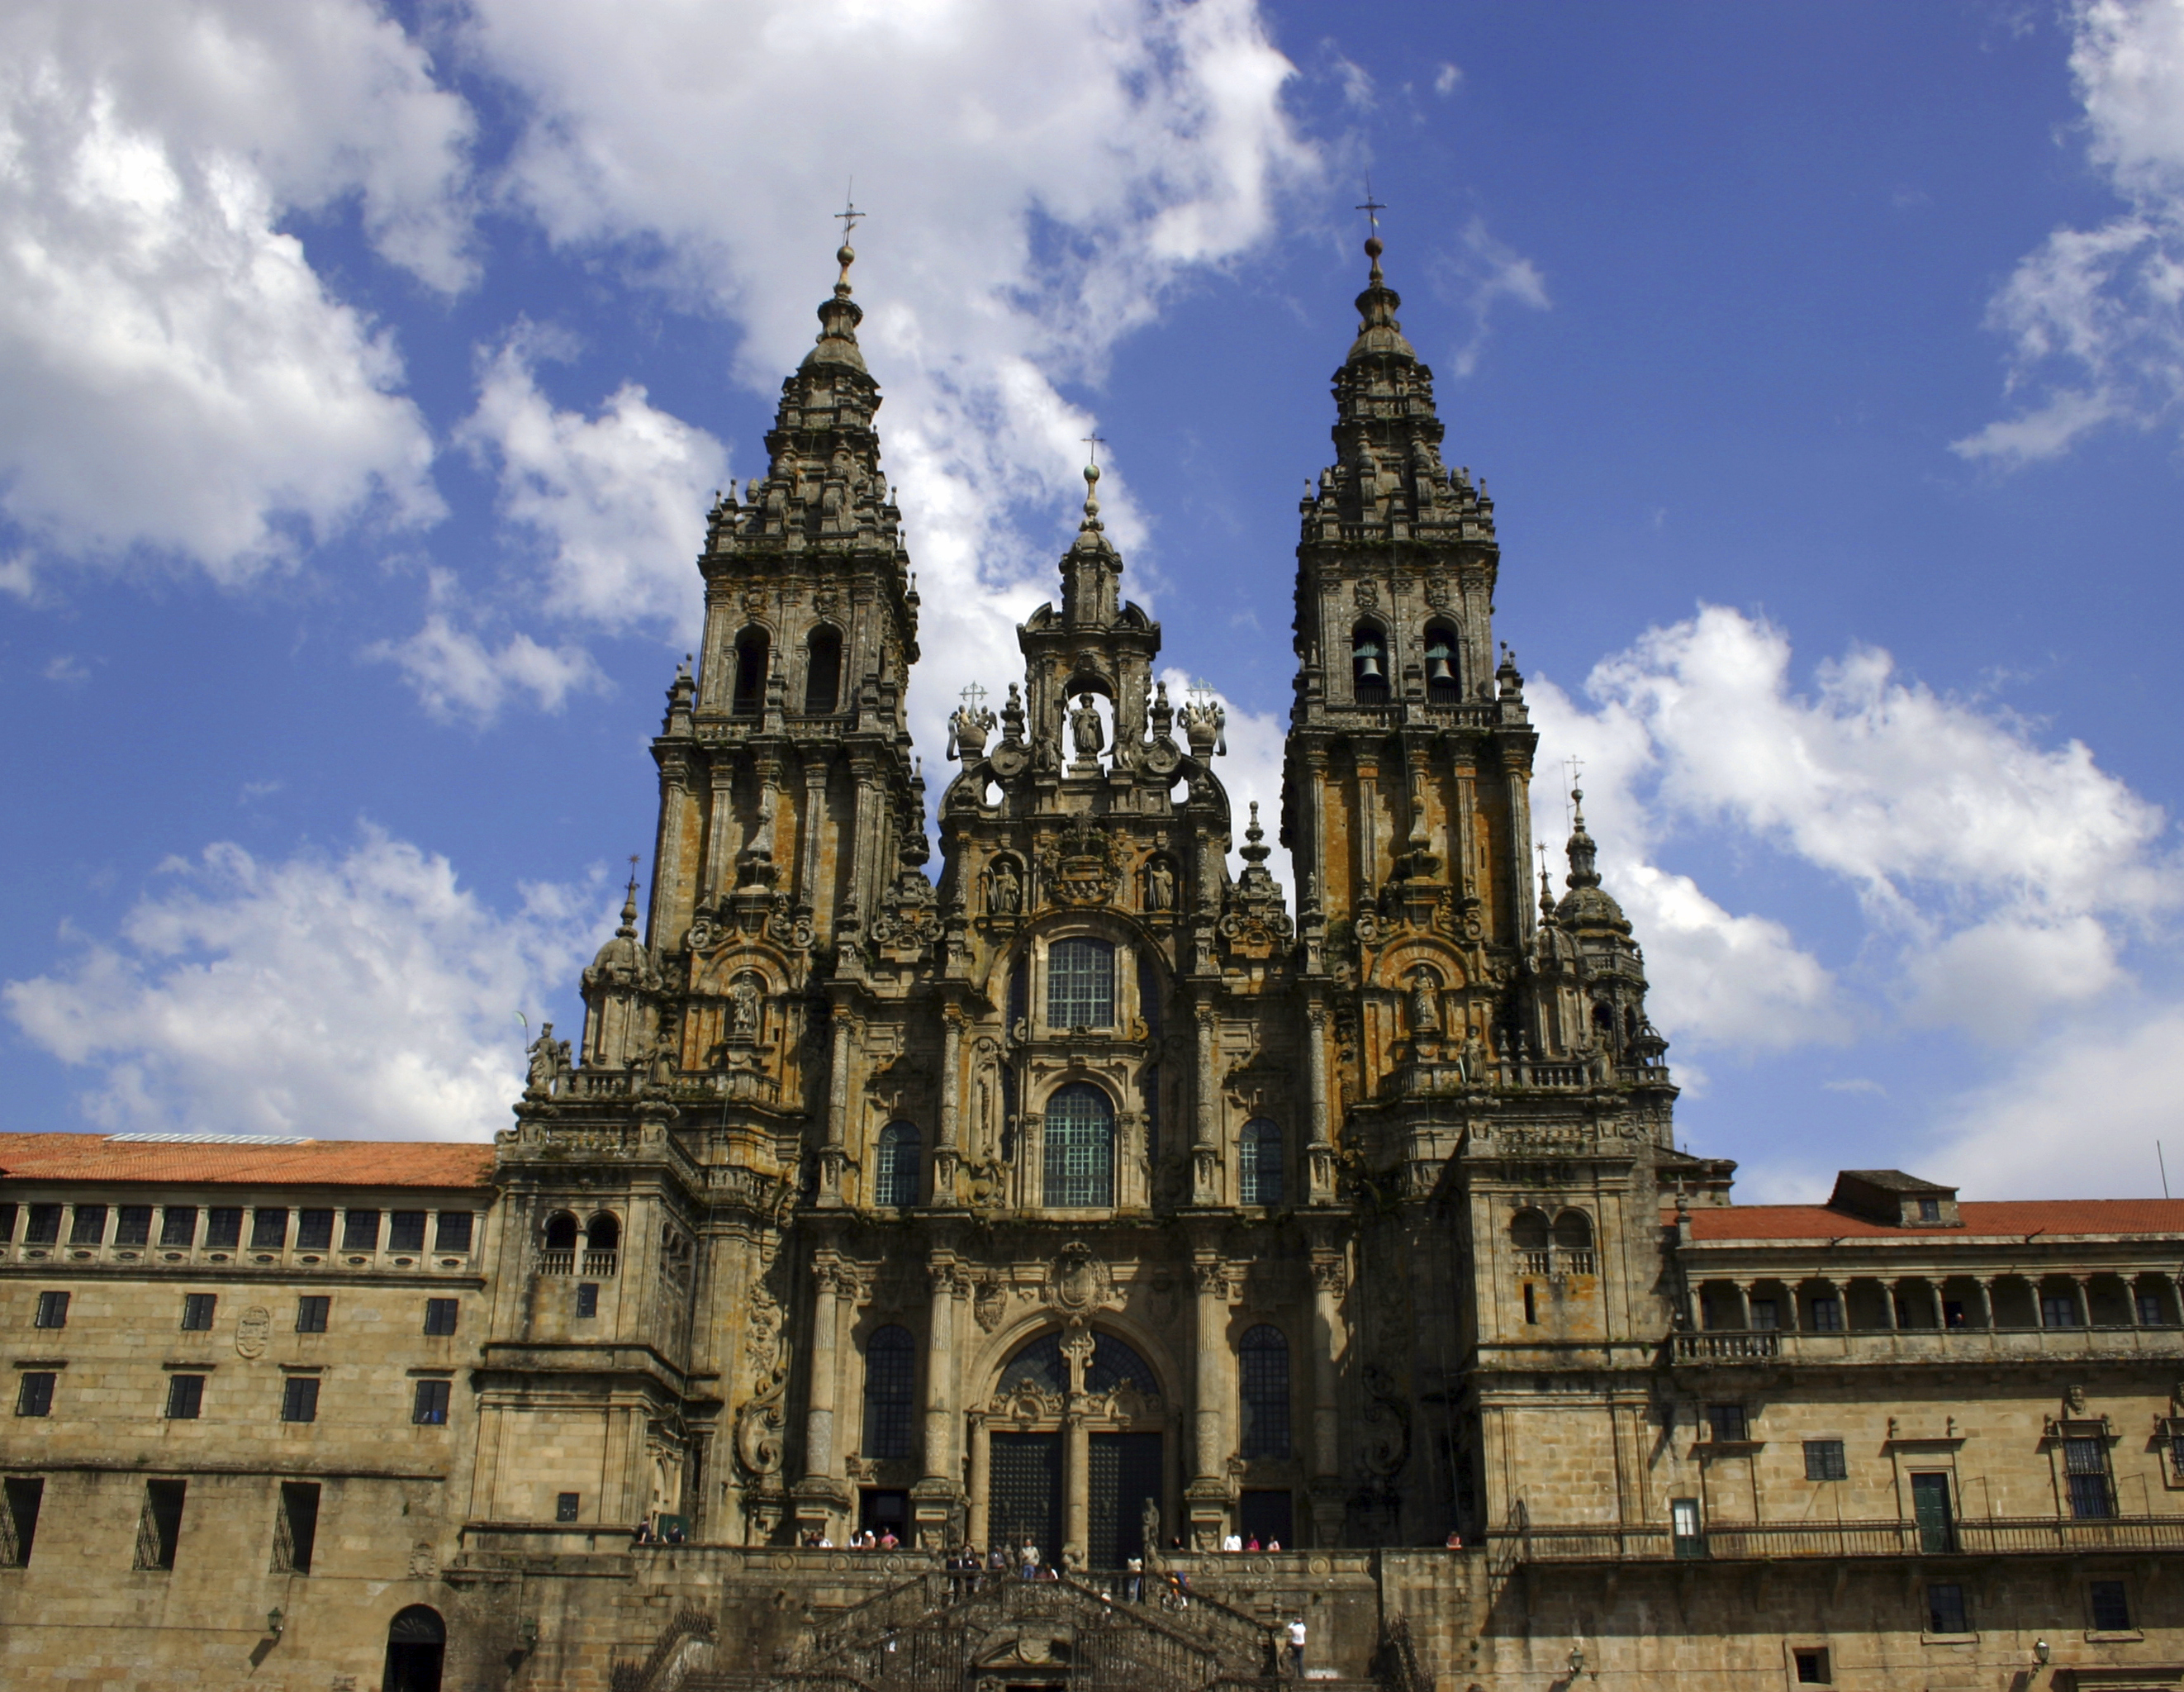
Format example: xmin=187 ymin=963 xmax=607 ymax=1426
xmin=1493 ymin=1513 xmax=2184 ymax=1565
xmin=1672 ymin=1326 xmax=2184 ymax=1365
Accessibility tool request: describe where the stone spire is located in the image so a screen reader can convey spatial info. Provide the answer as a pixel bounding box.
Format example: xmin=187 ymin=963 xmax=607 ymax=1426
xmin=1061 ymin=459 xmax=1123 ymax=628
xmin=1564 ymin=789 xmax=1600 ymax=888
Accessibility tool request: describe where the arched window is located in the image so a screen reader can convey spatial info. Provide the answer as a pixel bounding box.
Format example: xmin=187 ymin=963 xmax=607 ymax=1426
xmin=383 ymin=1604 xmax=445 ymax=1692
xmin=1511 ymin=1209 xmax=1550 ymax=1275
xmin=803 ymin=625 xmax=843 ymax=713
xmin=585 ymin=1213 xmax=620 ymax=1252
xmin=1425 ymin=621 xmax=1461 ymax=703
xmin=1351 ymin=624 xmax=1389 ymax=704
xmin=1043 ymin=1082 xmax=1115 ymax=1208
xmin=1552 ymin=1210 xmax=1593 ymax=1251
xmin=1239 ymin=1325 xmax=1291 ymax=1458
xmin=1047 ymin=938 xmax=1116 ymax=1029
xmin=543 ymin=1212 xmax=578 ymax=1252
xmin=730 ymin=626 xmax=769 ymax=715
xmin=1239 ymin=1119 xmax=1284 ymax=1205
xmin=874 ymin=1122 xmax=922 ymax=1208
xmin=1000 ymin=1330 xmax=1156 ymax=1395
xmin=862 ymin=1325 xmax=916 ymax=1459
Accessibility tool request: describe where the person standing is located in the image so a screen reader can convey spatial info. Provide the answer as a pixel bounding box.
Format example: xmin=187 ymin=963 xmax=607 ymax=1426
xmin=1288 ymin=1615 xmax=1307 ymax=1679
xmin=1125 ymin=1552 xmax=1143 ymax=1603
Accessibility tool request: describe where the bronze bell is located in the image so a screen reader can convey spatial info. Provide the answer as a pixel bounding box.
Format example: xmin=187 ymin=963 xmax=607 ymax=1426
xmin=1426 ymin=653 xmax=1455 ymax=683
xmin=1356 ymin=652 xmax=1383 ymax=680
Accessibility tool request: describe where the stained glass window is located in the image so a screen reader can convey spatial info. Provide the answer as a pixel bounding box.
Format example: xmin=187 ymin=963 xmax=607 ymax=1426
xmin=1047 ymin=938 xmax=1116 ymax=1029
xmin=1043 ymin=1082 xmax=1114 ymax=1207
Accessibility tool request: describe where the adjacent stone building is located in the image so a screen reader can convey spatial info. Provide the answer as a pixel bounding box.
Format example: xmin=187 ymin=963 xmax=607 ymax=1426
xmin=6 ymin=234 xmax=2184 ymax=1692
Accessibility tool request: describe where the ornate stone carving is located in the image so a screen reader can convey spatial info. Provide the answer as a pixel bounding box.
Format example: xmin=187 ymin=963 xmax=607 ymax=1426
xmin=1039 ymin=819 xmax=1122 ymax=906
xmin=1042 ymin=1243 xmax=1117 ymax=1314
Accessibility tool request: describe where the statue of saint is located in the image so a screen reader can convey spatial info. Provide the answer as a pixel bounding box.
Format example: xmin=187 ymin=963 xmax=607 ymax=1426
xmin=1070 ymin=694 xmax=1106 ymax=764
xmin=1408 ymin=967 xmax=1442 ymax=1037
xmin=525 ymin=1023 xmax=568 ymax=1097
xmin=1146 ymin=858 xmax=1175 ymax=911
xmin=729 ymin=975 xmax=762 ymax=1038
xmin=988 ymin=858 xmax=1022 ymax=916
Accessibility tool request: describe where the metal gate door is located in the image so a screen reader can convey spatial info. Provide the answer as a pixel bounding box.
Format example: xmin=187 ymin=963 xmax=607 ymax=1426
xmin=1087 ymin=1432 xmax=1161 ymax=1571
xmin=990 ymin=1433 xmax=1062 ymax=1565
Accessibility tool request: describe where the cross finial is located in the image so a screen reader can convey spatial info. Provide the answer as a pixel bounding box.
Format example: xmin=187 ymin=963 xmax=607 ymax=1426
xmin=960 ymin=682 xmax=988 ymax=711
xmin=834 ymin=182 xmax=863 ymax=240
xmin=1356 ymin=179 xmax=1386 ymax=237
xmin=1081 ymin=432 xmax=1107 ymax=468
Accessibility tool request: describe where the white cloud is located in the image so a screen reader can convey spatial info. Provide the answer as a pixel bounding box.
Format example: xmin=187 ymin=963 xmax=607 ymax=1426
xmin=457 ymin=0 xmax=1315 ymax=761
xmin=0 ymin=0 xmax=470 ymax=577
xmin=1433 ymin=63 xmax=1463 ymax=97
xmin=1957 ymin=0 xmax=2184 ymax=462
xmin=1430 ymin=216 xmax=1551 ymax=378
xmin=1531 ymin=606 xmax=2177 ymax=1051
xmin=1935 ymin=998 xmax=2184 ymax=1198
xmin=454 ymin=332 xmax=731 ymax=642
xmin=4 ymin=829 xmax=602 ymax=1141
xmin=368 ymin=606 xmax=606 ymax=726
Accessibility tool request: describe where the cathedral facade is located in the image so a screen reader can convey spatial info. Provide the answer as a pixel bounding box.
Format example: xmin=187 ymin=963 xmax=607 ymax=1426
xmin=7 ymin=236 xmax=2184 ymax=1692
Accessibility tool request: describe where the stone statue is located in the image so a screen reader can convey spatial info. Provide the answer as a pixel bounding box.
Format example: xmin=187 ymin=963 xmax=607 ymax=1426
xmin=525 ymin=1024 xmax=570 ymax=1097
xmin=1460 ymin=1023 xmax=1487 ymax=1081
xmin=988 ymin=858 xmax=1022 ymax=916
xmin=1069 ymin=694 xmax=1105 ymax=763
xmin=1408 ymin=967 xmax=1442 ymax=1037
xmin=948 ymin=699 xmax=996 ymax=761
xmin=1146 ymin=858 xmax=1175 ymax=911
xmin=1140 ymin=1496 xmax=1161 ymax=1557
xmin=729 ymin=975 xmax=762 ymax=1039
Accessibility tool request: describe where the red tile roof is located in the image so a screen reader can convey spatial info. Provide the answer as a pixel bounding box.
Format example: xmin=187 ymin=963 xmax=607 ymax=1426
xmin=1683 ymin=1200 xmax=2184 ymax=1243
xmin=0 ymin=1133 xmax=496 ymax=1191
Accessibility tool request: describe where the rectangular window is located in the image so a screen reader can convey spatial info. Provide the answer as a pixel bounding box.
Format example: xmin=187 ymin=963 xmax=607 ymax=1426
xmin=295 ymin=1295 xmax=330 ymax=1334
xmin=250 ymin=1209 xmax=288 ymax=1249
xmin=555 ymin=1491 xmax=580 ymax=1523
xmin=1925 ymin=1580 xmax=1968 ymax=1635
xmin=1749 ymin=1298 xmax=1779 ymax=1330
xmin=1911 ymin=1471 xmax=1956 ymax=1552
xmin=33 ymin=1290 xmax=69 ymax=1329
xmin=159 ymin=1206 xmax=197 ymax=1248
xmin=1792 ymin=1647 xmax=1830 ymax=1685
xmin=16 ymin=1371 xmax=55 ymax=1417
xmin=272 ymin=1480 xmax=320 ymax=1575
xmin=576 ymin=1282 xmax=600 ymax=1319
xmin=2065 ymin=1436 xmax=2115 ymax=1520
xmin=297 ymin=1210 xmax=334 ymax=1249
xmin=1803 ymin=1439 xmax=1847 ymax=1481
xmin=69 ymin=1205 xmax=107 ymax=1246
xmin=115 ymin=1205 xmax=152 ymax=1246
xmin=2089 ymin=1579 xmax=2133 ymax=1632
xmin=1 ymin=1477 xmax=44 ymax=1566
xmin=412 ymin=1379 xmax=451 ymax=1425
xmin=134 ymin=1479 xmax=187 ymax=1571
xmin=2139 ymin=1291 xmax=2166 ymax=1326
xmin=422 ymin=1299 xmax=458 ymax=1337
xmin=1046 ymin=937 xmax=1117 ymax=1029
xmin=341 ymin=1210 xmax=380 ymax=1252
xmin=281 ymin=1377 xmax=319 ymax=1424
xmin=387 ymin=1211 xmax=427 ymax=1252
xmin=2042 ymin=1292 xmax=2080 ymax=1328
xmin=25 ymin=1205 xmax=62 ymax=1245
xmin=434 ymin=1211 xmax=474 ymax=1252
xmin=165 ymin=1375 xmax=205 ymax=1420
xmin=204 ymin=1207 xmax=242 ymax=1248
xmin=1916 ymin=1197 xmax=1941 ymax=1222
xmin=1706 ymin=1404 xmax=1748 ymax=1442
xmin=180 ymin=1293 xmax=216 ymax=1332
xmin=1809 ymin=1295 xmax=1843 ymax=1332
xmin=0 ymin=1202 xmax=16 ymax=1243
xmin=1670 ymin=1496 xmax=1705 ymax=1557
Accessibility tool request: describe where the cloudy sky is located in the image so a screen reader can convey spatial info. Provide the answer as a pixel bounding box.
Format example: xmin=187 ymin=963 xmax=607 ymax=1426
xmin=3 ymin=0 xmax=2182 ymax=1202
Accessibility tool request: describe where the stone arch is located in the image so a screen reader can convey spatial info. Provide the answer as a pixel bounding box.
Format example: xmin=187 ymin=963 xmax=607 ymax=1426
xmin=542 ymin=1211 xmax=579 ymax=1252
xmin=1424 ymin=618 xmax=1462 ymax=702
xmin=729 ymin=625 xmax=770 ymax=715
xmin=801 ymin=623 xmax=843 ymax=714
xmin=1351 ymin=620 xmax=1389 ymax=702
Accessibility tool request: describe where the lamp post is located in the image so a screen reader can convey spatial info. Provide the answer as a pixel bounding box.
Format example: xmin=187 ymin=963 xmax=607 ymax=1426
xmin=1568 ymin=1643 xmax=1587 ymax=1679
xmin=264 ymin=1608 xmax=284 ymax=1638
xmin=2035 ymin=1638 xmax=2052 ymax=1666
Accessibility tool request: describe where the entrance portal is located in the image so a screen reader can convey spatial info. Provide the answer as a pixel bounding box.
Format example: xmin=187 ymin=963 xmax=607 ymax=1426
xmin=382 ymin=1604 xmax=444 ymax=1692
xmin=990 ymin=1432 xmax=1061 ymax=1564
xmin=1088 ymin=1432 xmax=1161 ymax=1569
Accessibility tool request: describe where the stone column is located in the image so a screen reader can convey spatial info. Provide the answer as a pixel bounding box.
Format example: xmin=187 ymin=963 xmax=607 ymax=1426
xmin=2072 ymin=1275 xmax=2095 ymax=1328
xmin=819 ymin=1008 xmax=853 ymax=1205
xmin=933 ymin=1007 xmax=964 ymax=1203
xmin=1975 ymin=1276 xmax=2000 ymax=1328
xmin=700 ymin=759 xmax=738 ymax=901
xmin=1308 ymin=1251 xmax=1346 ymax=1546
xmin=795 ymin=1260 xmax=852 ymax=1536
xmin=798 ymin=758 xmax=829 ymax=910
xmin=1296 ymin=749 xmax=1327 ymax=910
xmin=1880 ymin=1281 xmax=1900 ymax=1330
xmin=649 ymin=750 xmax=695 ymax=951
xmin=1062 ymin=1328 xmax=1094 ymax=1566
xmin=1355 ymin=753 xmax=1379 ymax=897
xmin=1186 ymin=1252 xmax=1232 ymax=1548
xmin=1303 ymin=997 xmax=1335 ymax=1204
xmin=914 ymin=1256 xmax=964 ymax=1548
xmin=1191 ymin=1000 xmax=1220 ymax=1205
xmin=967 ymin=1412 xmax=991 ymax=1551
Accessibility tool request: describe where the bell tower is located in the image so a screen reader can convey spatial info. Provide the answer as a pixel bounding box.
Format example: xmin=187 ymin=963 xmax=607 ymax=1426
xmin=1281 ymin=230 xmax=1540 ymax=1058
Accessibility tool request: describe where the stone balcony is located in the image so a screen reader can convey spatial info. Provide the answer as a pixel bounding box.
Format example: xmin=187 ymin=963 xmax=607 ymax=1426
xmin=1495 ymin=1512 xmax=2184 ymax=1565
xmin=1670 ymin=1323 xmax=2184 ymax=1367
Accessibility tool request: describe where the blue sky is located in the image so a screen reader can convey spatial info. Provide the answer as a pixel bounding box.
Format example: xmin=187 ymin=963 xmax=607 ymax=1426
xmin=3 ymin=0 xmax=2182 ymax=1201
